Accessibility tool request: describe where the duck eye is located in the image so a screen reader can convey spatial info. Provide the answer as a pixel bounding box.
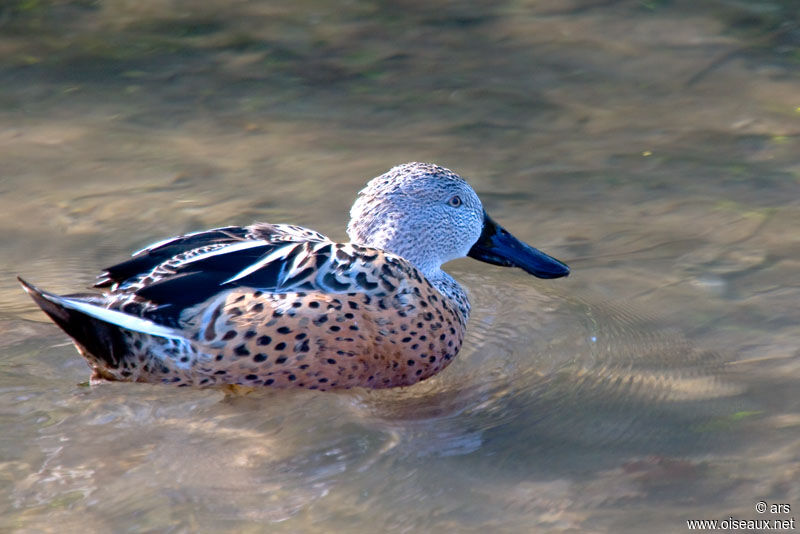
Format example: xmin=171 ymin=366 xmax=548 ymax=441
xmin=448 ymin=195 xmax=462 ymax=207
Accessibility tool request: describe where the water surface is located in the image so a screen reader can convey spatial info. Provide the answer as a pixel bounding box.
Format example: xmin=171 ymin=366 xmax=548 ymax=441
xmin=1 ymin=1 xmax=798 ymax=532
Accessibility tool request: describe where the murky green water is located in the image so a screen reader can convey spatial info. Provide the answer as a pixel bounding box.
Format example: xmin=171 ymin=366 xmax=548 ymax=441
xmin=1 ymin=1 xmax=798 ymax=532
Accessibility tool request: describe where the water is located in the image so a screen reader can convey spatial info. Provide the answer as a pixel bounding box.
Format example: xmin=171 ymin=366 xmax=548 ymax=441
xmin=1 ymin=1 xmax=798 ymax=532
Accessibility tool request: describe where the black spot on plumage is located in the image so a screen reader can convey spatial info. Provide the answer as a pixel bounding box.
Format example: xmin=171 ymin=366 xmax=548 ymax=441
xmin=253 ymin=353 xmax=268 ymax=362
xmin=244 ymin=330 xmax=257 ymax=339
xmin=316 ymin=243 xmax=332 ymax=259
xmin=275 ymin=342 xmax=286 ymax=350
xmin=347 ymin=300 xmax=359 ymax=309
xmin=312 ymin=251 xmax=328 ymax=269
xmin=356 ymin=272 xmax=378 ymax=291
xmin=288 ymin=374 xmax=297 ymax=381
xmin=257 ymin=335 xmax=271 ymax=345
xmin=379 ymin=276 xmax=396 ymax=292
xmin=344 ymin=312 xmax=354 ymax=319
xmin=265 ymin=378 xmax=274 ymax=385
xmin=251 ymin=303 xmax=264 ymax=313
xmin=223 ymin=330 xmax=237 ymax=340
xmin=297 ymin=339 xmax=310 ymax=352
xmin=329 ymin=325 xmax=341 ymax=332
xmin=407 ymin=359 xmax=415 ymax=366
xmin=246 ymin=374 xmax=258 ymax=380
xmin=284 ymin=267 xmax=315 ymax=289
xmin=429 ymin=355 xmax=436 ymax=363
xmin=313 ymin=315 xmax=328 ymax=325
xmin=309 ymin=301 xmax=320 ymax=309
xmin=295 ymin=332 xmax=307 ymax=340
xmin=277 ymin=326 xmax=292 ymax=335
xmin=276 ymin=356 xmax=288 ymax=364
xmin=203 ymin=306 xmax=223 ymax=341
xmin=215 ymin=354 xmax=224 ymax=361
xmin=234 ymin=344 xmax=250 ymax=356
xmin=323 ymin=272 xmax=350 ymax=291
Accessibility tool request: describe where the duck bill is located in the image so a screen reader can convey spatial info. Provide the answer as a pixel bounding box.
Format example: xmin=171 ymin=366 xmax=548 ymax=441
xmin=467 ymin=211 xmax=570 ymax=279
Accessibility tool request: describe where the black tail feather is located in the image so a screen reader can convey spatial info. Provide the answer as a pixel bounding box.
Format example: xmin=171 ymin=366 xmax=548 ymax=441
xmin=18 ymin=277 xmax=128 ymax=368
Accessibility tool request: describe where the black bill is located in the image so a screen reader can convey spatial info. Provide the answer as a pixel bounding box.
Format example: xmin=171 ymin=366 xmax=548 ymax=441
xmin=467 ymin=211 xmax=569 ymax=279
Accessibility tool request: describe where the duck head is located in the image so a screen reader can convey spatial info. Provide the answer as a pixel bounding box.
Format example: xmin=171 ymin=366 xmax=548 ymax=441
xmin=347 ymin=162 xmax=569 ymax=280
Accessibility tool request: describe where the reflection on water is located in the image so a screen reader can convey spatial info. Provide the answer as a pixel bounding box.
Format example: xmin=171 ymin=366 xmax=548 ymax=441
xmin=1 ymin=0 xmax=799 ymax=532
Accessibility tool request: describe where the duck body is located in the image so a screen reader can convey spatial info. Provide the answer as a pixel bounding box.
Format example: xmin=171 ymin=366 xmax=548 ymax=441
xmin=21 ymin=163 xmax=569 ymax=390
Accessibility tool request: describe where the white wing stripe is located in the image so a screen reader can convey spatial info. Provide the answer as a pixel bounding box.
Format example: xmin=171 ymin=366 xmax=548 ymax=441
xmin=59 ymin=297 xmax=184 ymax=340
xmin=221 ymin=243 xmax=298 ymax=285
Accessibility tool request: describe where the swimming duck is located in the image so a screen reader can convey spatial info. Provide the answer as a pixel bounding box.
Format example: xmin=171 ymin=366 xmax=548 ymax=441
xmin=19 ymin=163 xmax=569 ymax=390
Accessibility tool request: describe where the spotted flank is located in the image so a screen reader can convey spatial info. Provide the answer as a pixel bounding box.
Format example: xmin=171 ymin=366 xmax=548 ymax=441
xmin=20 ymin=163 xmax=569 ymax=390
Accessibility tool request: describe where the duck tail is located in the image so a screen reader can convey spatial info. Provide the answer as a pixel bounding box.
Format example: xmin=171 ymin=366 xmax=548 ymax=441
xmin=18 ymin=277 xmax=130 ymax=368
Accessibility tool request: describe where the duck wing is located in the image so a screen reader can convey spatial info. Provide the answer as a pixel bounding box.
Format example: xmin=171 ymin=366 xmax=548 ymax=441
xmin=95 ymin=223 xmax=329 ymax=290
xmin=96 ymin=223 xmax=415 ymax=328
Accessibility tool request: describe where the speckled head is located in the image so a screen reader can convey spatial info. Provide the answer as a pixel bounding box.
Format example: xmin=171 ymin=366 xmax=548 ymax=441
xmin=347 ymin=162 xmax=570 ymax=281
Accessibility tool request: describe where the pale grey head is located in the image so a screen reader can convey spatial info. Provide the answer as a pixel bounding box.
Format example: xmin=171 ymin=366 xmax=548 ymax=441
xmin=347 ymin=162 xmax=570 ymax=311
xmin=348 ymin=163 xmax=484 ymax=277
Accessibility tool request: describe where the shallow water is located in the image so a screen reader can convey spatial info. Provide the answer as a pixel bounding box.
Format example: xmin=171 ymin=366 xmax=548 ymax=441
xmin=1 ymin=1 xmax=799 ymax=532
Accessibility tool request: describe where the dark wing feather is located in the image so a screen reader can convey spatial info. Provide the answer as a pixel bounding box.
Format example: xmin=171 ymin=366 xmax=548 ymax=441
xmin=95 ymin=223 xmax=330 ymax=289
xmin=95 ymin=226 xmax=249 ymax=288
xmin=134 ymin=242 xmax=288 ymax=306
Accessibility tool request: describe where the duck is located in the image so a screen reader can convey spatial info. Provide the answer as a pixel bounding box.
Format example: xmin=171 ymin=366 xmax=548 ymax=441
xmin=19 ymin=162 xmax=569 ymax=390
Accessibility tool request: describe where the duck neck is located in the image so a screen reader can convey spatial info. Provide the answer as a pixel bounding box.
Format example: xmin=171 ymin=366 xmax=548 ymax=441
xmin=348 ymin=232 xmax=470 ymax=321
xmin=426 ymin=269 xmax=471 ymax=322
